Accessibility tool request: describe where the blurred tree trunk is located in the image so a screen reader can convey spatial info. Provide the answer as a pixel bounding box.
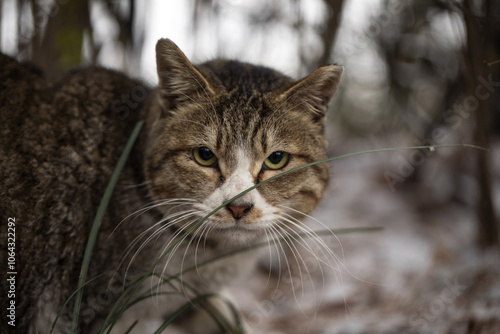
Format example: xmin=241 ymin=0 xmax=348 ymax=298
xmin=316 ymin=0 xmax=344 ymax=68
xmin=461 ymin=0 xmax=499 ymax=248
xmin=30 ymin=0 xmax=91 ymax=78
xmin=0 ymin=0 xmax=3 ymax=43
xmin=13 ymin=0 xmax=142 ymax=78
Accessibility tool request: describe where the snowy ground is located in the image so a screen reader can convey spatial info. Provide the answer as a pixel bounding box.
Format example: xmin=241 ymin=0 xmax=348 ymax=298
xmin=230 ymin=140 xmax=500 ymax=334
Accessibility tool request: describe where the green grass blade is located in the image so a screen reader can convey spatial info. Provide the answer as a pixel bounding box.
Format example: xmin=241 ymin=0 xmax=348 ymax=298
xmin=71 ymin=121 xmax=144 ymax=333
xmin=94 ymin=142 xmax=483 ymax=331
xmin=49 ymin=273 xmax=106 ymax=333
xmin=153 ymin=294 xmax=217 ymax=334
xmin=104 ymin=143 xmax=482 ymax=329
xmin=100 ymin=275 xmax=147 ymax=334
xmin=211 ymin=144 xmax=488 ymax=211
xmin=174 ymin=144 xmax=488 ymax=240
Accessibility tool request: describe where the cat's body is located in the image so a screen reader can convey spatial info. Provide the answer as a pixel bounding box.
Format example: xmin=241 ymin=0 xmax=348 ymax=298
xmin=0 ymin=39 xmax=342 ymax=333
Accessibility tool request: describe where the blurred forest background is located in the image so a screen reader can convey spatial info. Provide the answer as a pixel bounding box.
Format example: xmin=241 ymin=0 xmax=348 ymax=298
xmin=2 ymin=0 xmax=498 ymax=249
xmin=1 ymin=0 xmax=500 ymax=332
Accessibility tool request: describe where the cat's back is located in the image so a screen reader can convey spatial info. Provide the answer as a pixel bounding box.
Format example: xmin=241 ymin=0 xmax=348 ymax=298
xmin=0 ymin=53 xmax=60 ymax=249
xmin=0 ymin=53 xmax=147 ymax=333
xmin=0 ymin=53 xmax=145 ymax=221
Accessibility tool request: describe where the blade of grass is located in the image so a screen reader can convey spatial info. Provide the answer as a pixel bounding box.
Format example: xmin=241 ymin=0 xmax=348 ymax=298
xmin=153 ymin=294 xmax=218 ymax=334
xmin=169 ymin=144 xmax=487 ymax=245
xmin=71 ymin=121 xmax=144 ymax=333
xmin=50 ymin=274 xmax=107 ymax=333
xmin=90 ymin=140 xmax=485 ymax=332
xmin=100 ymin=227 xmax=380 ymax=332
xmin=212 ymin=144 xmax=488 ymax=212
xmin=102 ymin=143 xmax=485 ymax=331
xmin=152 ymin=144 xmax=484 ymax=272
xmin=141 ymin=227 xmax=382 ymax=333
xmin=100 ymin=275 xmax=151 ymax=334
xmin=160 ymin=276 xmax=244 ymax=333
xmin=123 ymin=320 xmax=138 ymax=334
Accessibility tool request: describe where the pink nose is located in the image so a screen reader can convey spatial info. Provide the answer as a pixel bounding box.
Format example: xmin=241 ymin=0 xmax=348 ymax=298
xmin=226 ymin=203 xmax=253 ymax=219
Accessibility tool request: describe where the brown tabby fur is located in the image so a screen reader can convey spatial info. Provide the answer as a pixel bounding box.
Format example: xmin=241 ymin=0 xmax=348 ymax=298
xmin=0 ymin=39 xmax=342 ymax=333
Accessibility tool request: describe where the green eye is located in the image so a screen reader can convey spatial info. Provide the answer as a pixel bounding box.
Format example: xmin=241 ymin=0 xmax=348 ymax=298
xmin=263 ymin=151 xmax=290 ymax=170
xmin=193 ymin=147 xmax=218 ymax=167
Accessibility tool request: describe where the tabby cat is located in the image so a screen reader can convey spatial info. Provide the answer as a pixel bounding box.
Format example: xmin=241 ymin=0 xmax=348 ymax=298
xmin=0 ymin=39 xmax=342 ymax=333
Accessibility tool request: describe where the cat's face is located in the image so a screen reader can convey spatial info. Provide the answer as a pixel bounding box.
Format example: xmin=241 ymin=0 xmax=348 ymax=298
xmin=144 ymin=39 xmax=342 ymax=245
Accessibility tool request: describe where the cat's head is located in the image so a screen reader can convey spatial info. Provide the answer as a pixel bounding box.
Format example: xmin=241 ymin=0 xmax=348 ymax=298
xmin=144 ymin=39 xmax=342 ymax=245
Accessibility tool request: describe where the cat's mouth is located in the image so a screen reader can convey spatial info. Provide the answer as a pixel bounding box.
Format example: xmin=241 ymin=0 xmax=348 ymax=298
xmin=192 ymin=196 xmax=279 ymax=244
xmin=214 ymin=221 xmax=261 ymax=232
xmin=203 ymin=219 xmax=267 ymax=244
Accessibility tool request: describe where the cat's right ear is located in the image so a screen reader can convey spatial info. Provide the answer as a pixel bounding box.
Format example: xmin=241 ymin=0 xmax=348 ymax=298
xmin=155 ymin=39 xmax=214 ymax=109
xmin=281 ymin=64 xmax=343 ymax=122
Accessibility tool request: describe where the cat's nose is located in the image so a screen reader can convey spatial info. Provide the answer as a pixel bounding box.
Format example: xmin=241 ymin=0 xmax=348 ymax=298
xmin=226 ymin=203 xmax=254 ymax=220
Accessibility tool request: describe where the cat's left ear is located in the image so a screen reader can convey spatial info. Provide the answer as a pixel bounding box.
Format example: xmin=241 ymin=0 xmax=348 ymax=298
xmin=282 ymin=65 xmax=343 ymax=122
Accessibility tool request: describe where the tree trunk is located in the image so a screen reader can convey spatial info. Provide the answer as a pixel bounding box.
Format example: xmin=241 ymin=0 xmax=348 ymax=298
xmin=462 ymin=0 xmax=499 ymax=248
xmin=317 ymin=0 xmax=345 ymax=68
xmin=30 ymin=0 xmax=91 ymax=78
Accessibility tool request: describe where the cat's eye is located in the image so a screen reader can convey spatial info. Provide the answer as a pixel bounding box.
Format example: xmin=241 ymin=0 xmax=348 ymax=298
xmin=193 ymin=147 xmax=218 ymax=167
xmin=263 ymin=151 xmax=290 ymax=170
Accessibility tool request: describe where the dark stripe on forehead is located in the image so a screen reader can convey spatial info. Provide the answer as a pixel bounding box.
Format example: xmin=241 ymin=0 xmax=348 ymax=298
xmin=215 ymin=125 xmax=224 ymax=151
xmin=250 ymin=119 xmax=262 ymax=150
xmin=260 ymin=128 xmax=268 ymax=154
xmin=208 ymin=84 xmax=289 ymax=159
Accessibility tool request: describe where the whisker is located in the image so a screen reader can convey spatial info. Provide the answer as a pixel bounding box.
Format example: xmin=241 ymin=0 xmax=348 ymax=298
xmin=124 ymin=211 xmax=199 ymax=281
xmin=120 ymin=207 xmax=198 ymax=265
xmin=192 ymin=220 xmax=213 ymax=278
xmin=115 ymin=199 xmax=199 ymax=263
xmin=122 ymin=181 xmax=150 ymax=190
xmin=179 ymin=216 xmax=212 ymax=285
xmin=109 ymin=198 xmax=199 ymax=239
xmin=264 ymin=227 xmax=285 ymax=298
xmin=110 ymin=196 xmax=201 ymax=289
xmin=280 ymin=207 xmax=373 ymax=284
xmin=275 ymin=220 xmax=326 ymax=314
xmin=266 ymin=225 xmax=303 ymax=306
xmin=202 ymin=223 xmax=216 ymax=252
xmin=278 ymin=214 xmax=340 ymax=271
xmin=269 ymin=224 xmax=311 ymax=308
xmin=262 ymin=228 xmax=276 ymax=288
xmin=281 ymin=205 xmax=347 ymax=260
xmin=155 ymin=218 xmax=199 ymax=300
xmin=278 ymin=206 xmax=380 ymax=318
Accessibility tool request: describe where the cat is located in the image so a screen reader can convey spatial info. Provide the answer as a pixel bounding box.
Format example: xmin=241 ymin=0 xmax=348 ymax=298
xmin=0 ymin=38 xmax=342 ymax=333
